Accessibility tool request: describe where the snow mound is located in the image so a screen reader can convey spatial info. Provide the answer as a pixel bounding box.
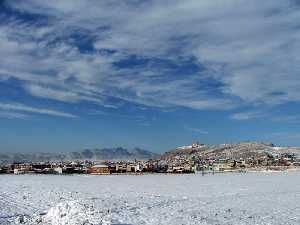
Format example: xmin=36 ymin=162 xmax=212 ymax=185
xmin=37 ymin=201 xmax=103 ymax=225
xmin=12 ymin=200 xmax=126 ymax=225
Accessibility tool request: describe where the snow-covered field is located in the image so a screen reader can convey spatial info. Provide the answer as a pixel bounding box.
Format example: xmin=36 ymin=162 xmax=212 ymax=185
xmin=1 ymin=172 xmax=300 ymax=225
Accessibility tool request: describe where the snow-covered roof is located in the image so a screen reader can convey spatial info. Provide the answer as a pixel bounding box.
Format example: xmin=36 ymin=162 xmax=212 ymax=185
xmin=92 ymin=164 xmax=108 ymax=168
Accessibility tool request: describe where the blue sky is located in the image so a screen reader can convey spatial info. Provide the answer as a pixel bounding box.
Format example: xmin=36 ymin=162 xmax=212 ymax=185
xmin=1 ymin=0 xmax=300 ymax=153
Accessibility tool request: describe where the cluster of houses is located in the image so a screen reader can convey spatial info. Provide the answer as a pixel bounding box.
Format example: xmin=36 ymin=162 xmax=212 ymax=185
xmin=0 ymin=160 xmax=195 ymax=175
xmin=191 ymin=152 xmax=300 ymax=172
xmin=0 ymin=160 xmax=153 ymax=175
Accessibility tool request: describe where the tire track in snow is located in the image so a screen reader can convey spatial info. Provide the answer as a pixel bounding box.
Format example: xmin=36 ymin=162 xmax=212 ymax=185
xmin=0 ymin=192 xmax=40 ymax=216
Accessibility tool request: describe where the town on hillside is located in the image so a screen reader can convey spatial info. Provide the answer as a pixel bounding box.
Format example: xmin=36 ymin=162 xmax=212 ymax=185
xmin=1 ymin=141 xmax=300 ymax=175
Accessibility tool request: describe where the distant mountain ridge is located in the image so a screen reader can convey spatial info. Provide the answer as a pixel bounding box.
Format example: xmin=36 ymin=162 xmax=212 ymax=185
xmin=0 ymin=147 xmax=159 ymax=164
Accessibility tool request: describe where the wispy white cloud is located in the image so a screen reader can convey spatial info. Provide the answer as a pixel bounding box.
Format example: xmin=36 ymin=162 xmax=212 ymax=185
xmin=271 ymin=115 xmax=300 ymax=123
xmin=0 ymin=111 xmax=28 ymax=119
xmin=89 ymin=109 xmax=155 ymax=126
xmin=1 ymin=0 xmax=300 ymax=113
xmin=184 ymin=125 xmax=208 ymax=135
xmin=24 ymin=84 xmax=102 ymax=104
xmin=0 ymin=102 xmax=76 ymax=118
xmin=230 ymin=111 xmax=265 ymax=120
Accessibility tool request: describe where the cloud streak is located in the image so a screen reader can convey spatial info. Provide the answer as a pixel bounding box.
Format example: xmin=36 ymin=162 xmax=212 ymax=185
xmin=230 ymin=111 xmax=265 ymax=121
xmin=184 ymin=125 xmax=208 ymax=135
xmin=0 ymin=111 xmax=28 ymax=119
xmin=0 ymin=102 xmax=76 ymax=118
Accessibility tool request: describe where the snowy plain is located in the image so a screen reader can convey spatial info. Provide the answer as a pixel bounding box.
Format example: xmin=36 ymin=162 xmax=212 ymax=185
xmin=0 ymin=172 xmax=300 ymax=225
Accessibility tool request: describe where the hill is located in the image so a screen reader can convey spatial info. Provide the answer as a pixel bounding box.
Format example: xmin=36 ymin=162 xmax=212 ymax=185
xmin=161 ymin=141 xmax=300 ymax=161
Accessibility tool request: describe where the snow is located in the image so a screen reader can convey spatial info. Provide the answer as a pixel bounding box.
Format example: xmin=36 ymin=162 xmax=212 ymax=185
xmin=1 ymin=172 xmax=300 ymax=225
xmin=272 ymin=147 xmax=284 ymax=150
xmin=177 ymin=145 xmax=193 ymax=149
